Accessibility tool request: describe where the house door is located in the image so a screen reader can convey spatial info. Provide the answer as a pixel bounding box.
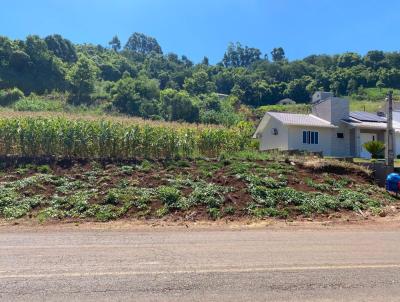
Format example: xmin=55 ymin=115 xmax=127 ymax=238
xmin=360 ymin=133 xmax=376 ymax=159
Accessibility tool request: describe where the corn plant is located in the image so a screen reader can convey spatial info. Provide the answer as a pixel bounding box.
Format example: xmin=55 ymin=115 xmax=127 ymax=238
xmin=0 ymin=116 xmax=253 ymax=159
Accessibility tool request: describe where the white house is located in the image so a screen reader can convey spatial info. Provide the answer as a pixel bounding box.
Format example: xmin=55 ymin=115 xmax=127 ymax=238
xmin=254 ymin=91 xmax=400 ymax=158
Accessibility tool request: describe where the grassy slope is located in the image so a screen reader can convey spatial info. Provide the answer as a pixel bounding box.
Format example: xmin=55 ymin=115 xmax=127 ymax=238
xmin=348 ymin=88 xmax=400 ymax=113
xmin=349 ymin=88 xmax=400 ymax=102
xmin=255 ymin=88 xmax=400 ymax=116
xmin=0 ymin=152 xmax=396 ymax=223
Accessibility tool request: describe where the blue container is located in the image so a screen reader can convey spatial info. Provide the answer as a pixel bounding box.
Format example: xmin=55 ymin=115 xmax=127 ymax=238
xmin=386 ymin=173 xmax=400 ymax=192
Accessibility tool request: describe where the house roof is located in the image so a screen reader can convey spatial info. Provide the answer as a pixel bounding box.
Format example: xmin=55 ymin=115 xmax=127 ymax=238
xmin=349 ymin=111 xmax=386 ymax=122
xmin=342 ymin=119 xmax=400 ymax=132
xmin=253 ymin=109 xmax=400 ymax=140
xmin=267 ymin=112 xmax=337 ymax=128
xmin=341 ymin=119 xmax=388 ymax=130
xmin=277 ymin=98 xmax=296 ymax=105
xmin=253 ymin=112 xmax=337 ymax=138
xmin=342 ymin=111 xmax=400 ymax=132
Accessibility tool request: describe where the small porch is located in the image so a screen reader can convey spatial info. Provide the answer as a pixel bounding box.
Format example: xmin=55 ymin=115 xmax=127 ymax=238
xmin=349 ymin=127 xmax=386 ymax=159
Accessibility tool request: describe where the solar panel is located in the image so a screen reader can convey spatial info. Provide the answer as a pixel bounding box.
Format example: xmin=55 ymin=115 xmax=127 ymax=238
xmin=349 ymin=111 xmax=387 ymax=122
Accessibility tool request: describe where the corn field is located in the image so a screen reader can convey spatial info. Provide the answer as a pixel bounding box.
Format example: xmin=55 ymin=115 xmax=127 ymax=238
xmin=0 ymin=116 xmax=253 ymax=159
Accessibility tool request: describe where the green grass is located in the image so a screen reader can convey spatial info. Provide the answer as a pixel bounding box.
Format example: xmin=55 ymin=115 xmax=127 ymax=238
xmin=252 ymin=88 xmax=400 ymax=116
xmin=255 ymin=104 xmax=311 ymax=117
xmin=13 ymin=98 xmax=64 ymax=112
xmin=349 ymin=88 xmax=400 ymax=103
xmin=349 ymin=100 xmax=384 ymax=113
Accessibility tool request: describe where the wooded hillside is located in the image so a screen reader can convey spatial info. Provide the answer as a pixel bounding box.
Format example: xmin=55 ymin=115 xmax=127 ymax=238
xmin=1 ymin=32 xmax=400 ymax=124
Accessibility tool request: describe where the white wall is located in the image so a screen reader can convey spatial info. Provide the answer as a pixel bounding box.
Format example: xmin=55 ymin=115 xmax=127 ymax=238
xmin=259 ymin=118 xmax=288 ymax=151
xmin=311 ymin=97 xmax=349 ymax=125
xmin=331 ymin=124 xmax=351 ymax=157
xmin=258 ymin=118 xmax=352 ymax=157
xmin=396 ymin=133 xmax=400 ymax=157
xmin=287 ymin=126 xmax=333 ymax=156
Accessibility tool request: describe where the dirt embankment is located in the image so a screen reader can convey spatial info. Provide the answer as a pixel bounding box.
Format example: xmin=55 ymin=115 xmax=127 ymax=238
xmin=0 ymin=156 xmax=399 ymax=224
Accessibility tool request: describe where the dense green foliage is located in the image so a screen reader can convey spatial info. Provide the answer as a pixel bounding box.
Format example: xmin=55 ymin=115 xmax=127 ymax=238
xmin=363 ymin=140 xmax=385 ymax=159
xmin=0 ymin=87 xmax=24 ymax=106
xmin=2 ymin=32 xmax=400 ymax=124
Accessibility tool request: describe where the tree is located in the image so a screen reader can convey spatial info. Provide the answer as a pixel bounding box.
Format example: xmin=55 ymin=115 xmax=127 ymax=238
xmin=160 ymin=89 xmax=199 ymax=122
xmin=111 ymin=74 xmax=160 ymax=115
xmin=9 ymin=50 xmax=31 ymax=71
xmin=202 ymin=93 xmax=221 ymax=111
xmin=347 ymin=78 xmax=358 ymax=94
xmin=0 ymin=87 xmax=24 ymax=106
xmin=108 ymin=35 xmax=121 ymax=52
xmin=67 ymin=56 xmax=99 ymax=104
xmin=363 ymin=141 xmax=385 ymax=159
xmin=0 ymin=36 xmax=14 ymax=65
xmin=250 ymin=80 xmax=274 ymax=106
xmin=337 ymin=52 xmax=361 ymax=68
xmin=201 ymin=56 xmax=209 ymax=66
xmin=231 ymin=84 xmax=245 ymax=100
xmin=376 ymin=80 xmax=385 ymax=90
xmin=111 ymin=75 xmax=139 ymax=114
xmin=183 ymin=70 xmax=216 ymax=95
xmin=378 ymin=69 xmax=400 ymax=89
xmin=213 ymin=68 xmax=236 ymax=94
xmin=303 ymin=54 xmax=335 ymax=69
xmin=45 ymin=34 xmax=77 ymax=63
xmin=385 ymin=52 xmax=400 ymax=69
xmin=271 ymin=47 xmax=285 ymax=62
xmin=99 ymin=63 xmax=122 ymax=81
xmin=284 ymin=78 xmax=310 ymax=102
xmin=24 ymin=35 xmax=67 ymax=92
xmin=364 ymin=50 xmax=386 ymax=69
xmin=124 ymin=32 xmax=162 ymax=54
xmin=222 ymin=42 xmax=262 ymax=68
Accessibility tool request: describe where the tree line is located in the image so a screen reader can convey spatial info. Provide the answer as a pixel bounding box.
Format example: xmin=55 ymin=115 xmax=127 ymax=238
xmin=1 ymin=32 xmax=400 ymax=124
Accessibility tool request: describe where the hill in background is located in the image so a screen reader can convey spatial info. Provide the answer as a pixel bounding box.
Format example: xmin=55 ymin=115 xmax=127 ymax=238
xmin=1 ymin=33 xmax=400 ymax=125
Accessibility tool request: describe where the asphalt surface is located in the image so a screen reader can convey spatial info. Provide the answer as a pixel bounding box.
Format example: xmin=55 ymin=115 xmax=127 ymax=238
xmin=0 ymin=226 xmax=400 ymax=301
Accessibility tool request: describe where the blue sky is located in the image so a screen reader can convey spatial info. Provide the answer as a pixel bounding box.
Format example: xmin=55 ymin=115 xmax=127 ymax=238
xmin=1 ymin=0 xmax=400 ymax=63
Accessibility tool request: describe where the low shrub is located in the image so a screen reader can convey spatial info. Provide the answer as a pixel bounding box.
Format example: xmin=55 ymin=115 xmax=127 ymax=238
xmin=2 ymin=197 xmax=41 ymax=219
xmin=157 ymin=186 xmax=181 ymax=208
xmin=13 ymin=97 xmax=64 ymax=112
xmin=187 ymin=181 xmax=229 ymax=209
xmin=208 ymin=207 xmax=220 ymax=220
xmin=248 ymin=205 xmax=289 ymax=219
xmin=0 ymin=88 xmax=24 ymax=106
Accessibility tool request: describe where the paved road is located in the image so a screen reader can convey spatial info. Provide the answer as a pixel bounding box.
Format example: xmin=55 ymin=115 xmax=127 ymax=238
xmin=0 ymin=226 xmax=400 ymax=301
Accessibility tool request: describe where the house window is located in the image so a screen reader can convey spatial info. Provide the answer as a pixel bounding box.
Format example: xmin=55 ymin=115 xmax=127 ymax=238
xmin=337 ymin=133 xmax=344 ymax=138
xmin=302 ymin=131 xmax=319 ymax=144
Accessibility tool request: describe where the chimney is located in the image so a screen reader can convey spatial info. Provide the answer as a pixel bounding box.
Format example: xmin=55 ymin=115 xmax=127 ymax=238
xmin=312 ymin=91 xmax=333 ymax=104
xmin=311 ymin=92 xmax=349 ymax=125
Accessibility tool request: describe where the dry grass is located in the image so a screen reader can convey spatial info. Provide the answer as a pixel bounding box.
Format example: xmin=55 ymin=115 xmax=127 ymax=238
xmin=0 ymin=111 xmax=225 ymax=130
xmin=296 ymin=158 xmax=372 ymax=177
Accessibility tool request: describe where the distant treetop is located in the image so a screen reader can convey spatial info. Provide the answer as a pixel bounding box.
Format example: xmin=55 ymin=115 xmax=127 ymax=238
xmin=124 ymin=32 xmax=162 ymax=55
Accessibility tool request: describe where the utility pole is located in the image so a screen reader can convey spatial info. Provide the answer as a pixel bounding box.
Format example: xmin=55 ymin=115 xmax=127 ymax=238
xmin=386 ymin=90 xmax=395 ymax=168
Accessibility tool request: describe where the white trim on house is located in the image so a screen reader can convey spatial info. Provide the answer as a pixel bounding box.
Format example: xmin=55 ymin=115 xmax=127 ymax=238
xmin=342 ymin=119 xmax=400 ymax=132
xmin=302 ymin=130 xmax=319 ymax=145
